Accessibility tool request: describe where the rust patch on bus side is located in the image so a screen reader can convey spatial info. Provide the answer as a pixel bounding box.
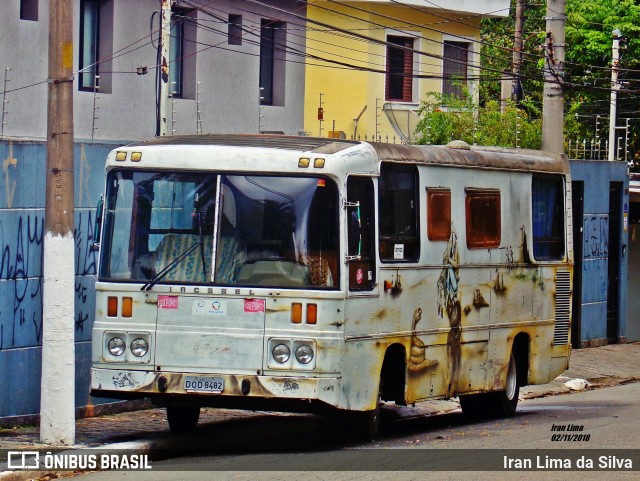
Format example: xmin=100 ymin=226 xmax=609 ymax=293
xmin=383 ymin=271 xmax=403 ymax=296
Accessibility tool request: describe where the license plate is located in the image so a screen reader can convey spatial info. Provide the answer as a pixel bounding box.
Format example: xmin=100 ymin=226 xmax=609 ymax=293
xmin=184 ymin=376 xmax=224 ymax=393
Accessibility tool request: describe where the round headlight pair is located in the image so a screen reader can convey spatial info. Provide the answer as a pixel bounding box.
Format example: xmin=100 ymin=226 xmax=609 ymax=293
xmin=107 ymin=337 xmax=148 ymax=357
xmin=272 ymin=343 xmax=314 ymax=364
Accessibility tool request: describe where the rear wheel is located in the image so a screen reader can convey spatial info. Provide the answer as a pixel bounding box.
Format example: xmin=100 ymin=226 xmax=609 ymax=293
xmin=493 ymin=350 xmax=519 ymax=417
xmin=166 ymin=406 xmax=200 ymax=433
xmin=460 ymin=350 xmax=520 ymax=418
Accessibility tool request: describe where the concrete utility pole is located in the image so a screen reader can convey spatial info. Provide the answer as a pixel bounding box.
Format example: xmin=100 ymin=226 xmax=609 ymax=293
xmin=541 ymin=0 xmax=566 ymax=153
xmin=159 ymin=0 xmax=171 ymax=136
xmin=608 ymin=29 xmax=623 ymax=161
xmin=41 ymin=0 xmax=75 ymax=445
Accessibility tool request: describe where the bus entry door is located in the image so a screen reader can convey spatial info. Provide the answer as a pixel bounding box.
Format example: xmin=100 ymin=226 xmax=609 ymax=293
xmin=154 ymin=295 xmax=266 ymax=374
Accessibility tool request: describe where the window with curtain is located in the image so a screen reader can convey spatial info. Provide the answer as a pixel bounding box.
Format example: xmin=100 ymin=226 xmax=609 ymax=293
xmin=532 ymin=175 xmax=565 ymax=260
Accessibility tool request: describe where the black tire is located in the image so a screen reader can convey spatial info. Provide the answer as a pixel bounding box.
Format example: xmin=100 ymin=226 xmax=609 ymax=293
xmin=166 ymin=406 xmax=200 ymax=434
xmin=459 ymin=392 xmax=490 ymax=418
xmin=493 ymin=350 xmax=519 ymax=417
xmin=460 ymin=350 xmax=519 ymax=419
xmin=351 ymin=405 xmax=381 ymax=441
xmin=347 ymin=379 xmax=382 ymax=441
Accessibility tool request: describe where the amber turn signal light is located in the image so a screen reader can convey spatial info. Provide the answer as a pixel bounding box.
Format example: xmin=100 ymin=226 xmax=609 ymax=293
xmin=107 ymin=297 xmax=118 ymax=317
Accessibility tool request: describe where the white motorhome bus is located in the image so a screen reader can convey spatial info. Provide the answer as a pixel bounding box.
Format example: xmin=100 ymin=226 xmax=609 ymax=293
xmin=90 ymin=134 xmax=572 ymax=439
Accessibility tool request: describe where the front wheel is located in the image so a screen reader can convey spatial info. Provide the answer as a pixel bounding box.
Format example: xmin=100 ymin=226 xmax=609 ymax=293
xmin=166 ymin=406 xmax=200 ymax=434
xmin=350 ymin=406 xmax=381 ymax=441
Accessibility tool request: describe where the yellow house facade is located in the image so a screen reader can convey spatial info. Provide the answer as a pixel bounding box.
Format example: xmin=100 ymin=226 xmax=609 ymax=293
xmin=303 ymin=1 xmax=510 ymax=142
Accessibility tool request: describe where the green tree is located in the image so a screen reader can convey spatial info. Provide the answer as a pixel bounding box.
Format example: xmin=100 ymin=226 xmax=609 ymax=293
xmin=434 ymin=0 xmax=640 ymax=160
xmin=415 ymin=91 xmax=542 ymax=150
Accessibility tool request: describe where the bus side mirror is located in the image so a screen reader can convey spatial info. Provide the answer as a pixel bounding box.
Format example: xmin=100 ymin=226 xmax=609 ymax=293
xmin=92 ymin=195 xmax=103 ymax=252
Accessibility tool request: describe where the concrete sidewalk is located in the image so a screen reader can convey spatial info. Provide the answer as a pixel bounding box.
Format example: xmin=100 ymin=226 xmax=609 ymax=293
xmin=1 ymin=342 xmax=639 ymax=478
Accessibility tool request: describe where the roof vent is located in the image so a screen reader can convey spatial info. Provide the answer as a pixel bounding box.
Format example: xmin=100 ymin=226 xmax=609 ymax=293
xmin=446 ymin=140 xmax=471 ymax=150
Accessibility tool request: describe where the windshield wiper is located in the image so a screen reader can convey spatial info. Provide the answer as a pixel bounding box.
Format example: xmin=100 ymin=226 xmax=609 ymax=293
xmin=140 ymin=241 xmax=203 ymax=291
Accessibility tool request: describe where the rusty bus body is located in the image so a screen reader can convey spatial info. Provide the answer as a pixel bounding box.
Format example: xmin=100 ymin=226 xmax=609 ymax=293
xmin=90 ymin=135 xmax=572 ymax=438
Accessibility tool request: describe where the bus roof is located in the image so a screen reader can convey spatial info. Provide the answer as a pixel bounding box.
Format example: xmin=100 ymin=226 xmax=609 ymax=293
xmin=371 ymin=142 xmax=568 ymax=174
xmin=128 ymin=134 xmax=359 ymax=155
xmin=118 ymin=134 xmax=568 ymax=175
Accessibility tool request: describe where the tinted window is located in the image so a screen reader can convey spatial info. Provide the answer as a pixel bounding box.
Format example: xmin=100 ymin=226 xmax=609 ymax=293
xmin=532 ymin=176 xmax=565 ymax=260
xmin=379 ymin=163 xmax=420 ymax=261
xmin=347 ymin=176 xmax=376 ymax=291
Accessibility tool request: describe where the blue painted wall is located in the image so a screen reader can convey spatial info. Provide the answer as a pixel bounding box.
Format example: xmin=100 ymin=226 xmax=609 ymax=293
xmin=570 ymin=160 xmax=630 ymax=345
xmin=0 ymin=139 xmax=118 ymax=418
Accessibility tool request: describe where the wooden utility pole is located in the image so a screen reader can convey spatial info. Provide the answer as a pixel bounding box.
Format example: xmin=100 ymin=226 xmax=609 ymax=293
xmin=41 ymin=0 xmax=76 ymax=445
xmin=512 ymin=0 xmax=525 ymax=102
xmin=541 ymin=0 xmax=566 ymax=153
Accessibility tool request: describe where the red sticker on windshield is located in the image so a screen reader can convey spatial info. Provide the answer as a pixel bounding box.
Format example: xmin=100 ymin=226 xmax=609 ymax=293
xmin=244 ymin=299 xmax=265 ymax=313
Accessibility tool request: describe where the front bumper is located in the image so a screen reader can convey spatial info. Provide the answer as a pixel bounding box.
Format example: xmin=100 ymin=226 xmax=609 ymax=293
xmin=91 ymin=367 xmax=341 ymax=408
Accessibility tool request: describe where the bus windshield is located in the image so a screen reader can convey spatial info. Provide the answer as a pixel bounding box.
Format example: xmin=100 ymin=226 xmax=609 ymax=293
xmin=99 ymin=171 xmax=339 ymax=289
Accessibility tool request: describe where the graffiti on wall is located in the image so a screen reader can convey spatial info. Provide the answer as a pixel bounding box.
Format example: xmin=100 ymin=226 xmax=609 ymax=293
xmin=0 ymin=215 xmax=44 ymax=350
xmin=583 ymin=215 xmax=609 ymax=259
xmin=74 ymin=211 xmax=98 ymax=334
xmin=0 ymin=211 xmax=98 ymax=350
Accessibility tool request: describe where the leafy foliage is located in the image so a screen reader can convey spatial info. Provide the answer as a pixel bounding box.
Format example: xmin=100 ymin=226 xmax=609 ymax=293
xmin=415 ymin=91 xmax=542 ymax=149
xmin=417 ymin=0 xmax=640 ymax=162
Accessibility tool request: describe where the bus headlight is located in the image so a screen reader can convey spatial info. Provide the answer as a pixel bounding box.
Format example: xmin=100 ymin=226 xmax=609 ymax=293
xmin=130 ymin=338 xmax=149 ymax=357
xmin=107 ymin=337 xmax=126 ymax=356
xmin=295 ymin=344 xmax=314 ymax=364
xmin=272 ymin=344 xmax=290 ymax=364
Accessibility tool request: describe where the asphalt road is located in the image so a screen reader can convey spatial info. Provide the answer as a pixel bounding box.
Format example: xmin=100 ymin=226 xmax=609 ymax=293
xmin=66 ymin=382 xmax=640 ymax=481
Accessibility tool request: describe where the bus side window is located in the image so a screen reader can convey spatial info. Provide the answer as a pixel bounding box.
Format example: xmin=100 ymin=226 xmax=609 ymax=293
xmin=532 ymin=175 xmax=565 ymax=260
xmin=465 ymin=188 xmax=501 ymax=249
xmin=347 ymin=177 xmax=376 ymax=291
xmin=427 ymin=188 xmax=451 ymax=241
xmin=378 ymin=163 xmax=420 ymax=261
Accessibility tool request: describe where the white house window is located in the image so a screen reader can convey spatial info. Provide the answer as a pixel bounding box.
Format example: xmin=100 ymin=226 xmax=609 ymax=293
xmin=442 ymin=41 xmax=470 ymax=99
